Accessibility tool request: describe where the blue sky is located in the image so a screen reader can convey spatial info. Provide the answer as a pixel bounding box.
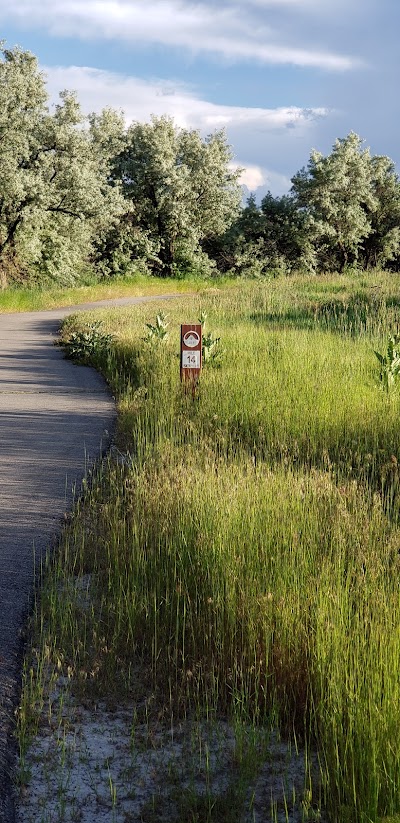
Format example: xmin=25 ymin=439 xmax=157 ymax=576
xmin=0 ymin=0 xmax=397 ymax=199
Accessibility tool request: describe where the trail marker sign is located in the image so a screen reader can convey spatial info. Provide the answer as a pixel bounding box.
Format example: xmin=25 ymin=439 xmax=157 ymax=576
xmin=180 ymin=324 xmax=202 ymax=384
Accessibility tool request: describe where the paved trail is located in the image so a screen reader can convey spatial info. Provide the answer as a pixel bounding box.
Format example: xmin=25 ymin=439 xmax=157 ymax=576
xmin=0 ymin=294 xmax=182 ymax=822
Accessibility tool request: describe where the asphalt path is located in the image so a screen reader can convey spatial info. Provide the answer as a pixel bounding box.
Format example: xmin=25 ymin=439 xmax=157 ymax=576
xmin=0 ymin=293 xmax=183 ymax=822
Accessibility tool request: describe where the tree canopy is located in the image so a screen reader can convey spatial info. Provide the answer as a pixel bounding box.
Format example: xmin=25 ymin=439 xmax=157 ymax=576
xmin=107 ymin=115 xmax=242 ymax=277
xmin=0 ymin=46 xmax=124 ymax=286
xmin=0 ymin=42 xmax=399 ymax=286
xmin=291 ymin=132 xmax=400 ymax=272
xmin=216 ymin=132 xmax=400 ymax=277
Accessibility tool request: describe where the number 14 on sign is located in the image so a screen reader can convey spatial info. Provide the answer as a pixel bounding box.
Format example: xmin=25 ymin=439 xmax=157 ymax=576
xmin=182 ymin=351 xmax=200 ymax=368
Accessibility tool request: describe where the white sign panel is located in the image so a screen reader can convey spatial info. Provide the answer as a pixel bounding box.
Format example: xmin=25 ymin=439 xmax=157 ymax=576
xmin=182 ymin=351 xmax=201 ymax=369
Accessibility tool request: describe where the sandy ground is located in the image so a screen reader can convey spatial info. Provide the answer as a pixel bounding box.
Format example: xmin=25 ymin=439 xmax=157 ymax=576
xmin=15 ymin=674 xmax=325 ymax=823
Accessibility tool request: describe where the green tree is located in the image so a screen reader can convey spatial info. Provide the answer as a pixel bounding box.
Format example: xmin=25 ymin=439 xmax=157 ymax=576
xmin=360 ymin=154 xmax=400 ymax=270
xmin=260 ymin=191 xmax=314 ymax=272
xmin=0 ymin=46 xmax=47 ymax=283
xmin=238 ymin=193 xmax=265 ymax=242
xmin=204 ymin=194 xmax=266 ymax=275
xmin=112 ymin=115 xmax=242 ymax=277
xmin=291 ymin=132 xmax=376 ymax=272
xmin=0 ymin=46 xmax=123 ymax=286
xmin=208 ymin=192 xmax=313 ymax=277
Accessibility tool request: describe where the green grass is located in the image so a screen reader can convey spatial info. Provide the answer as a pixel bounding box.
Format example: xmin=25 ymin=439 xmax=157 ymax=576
xmin=20 ymin=270 xmax=400 ymax=822
xmin=0 ymin=271 xmax=208 ymax=312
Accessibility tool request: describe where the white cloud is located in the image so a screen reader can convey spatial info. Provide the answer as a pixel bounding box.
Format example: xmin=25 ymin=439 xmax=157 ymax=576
xmin=233 ymin=0 xmax=350 ymax=10
xmin=234 ymin=163 xmax=291 ymax=196
xmin=0 ymin=0 xmax=362 ymax=70
xmin=231 ymin=0 xmax=368 ymax=23
xmin=45 ymin=64 xmax=329 ymax=135
xmin=235 ymin=164 xmax=267 ymax=190
xmin=44 ymin=64 xmax=330 ymax=195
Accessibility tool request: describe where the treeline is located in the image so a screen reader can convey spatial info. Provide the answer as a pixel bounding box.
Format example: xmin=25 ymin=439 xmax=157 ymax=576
xmin=0 ymin=46 xmax=242 ymax=287
xmin=1 ymin=45 xmax=400 ymax=288
xmin=218 ymin=132 xmax=400 ymax=277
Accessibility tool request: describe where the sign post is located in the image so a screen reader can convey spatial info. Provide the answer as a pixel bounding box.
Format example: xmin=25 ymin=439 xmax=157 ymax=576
xmin=180 ymin=324 xmax=202 ymax=391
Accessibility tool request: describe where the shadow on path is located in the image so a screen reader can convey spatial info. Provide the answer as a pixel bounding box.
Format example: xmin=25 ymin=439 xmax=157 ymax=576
xmin=0 ymin=294 xmax=188 ymax=820
xmin=0 ymin=309 xmax=119 ymax=821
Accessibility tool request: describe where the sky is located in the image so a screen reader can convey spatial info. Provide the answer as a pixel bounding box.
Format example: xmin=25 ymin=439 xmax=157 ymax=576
xmin=0 ymin=0 xmax=397 ymax=200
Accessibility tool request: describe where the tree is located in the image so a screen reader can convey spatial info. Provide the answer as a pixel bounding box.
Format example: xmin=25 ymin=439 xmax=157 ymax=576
xmin=111 ymin=115 xmax=242 ymax=276
xmin=207 ymin=192 xmax=313 ymax=277
xmin=291 ymin=132 xmax=376 ymax=272
xmin=360 ymin=154 xmax=400 ymax=270
xmin=260 ymin=192 xmax=314 ymax=272
xmin=0 ymin=46 xmax=123 ymax=286
xmin=209 ymin=133 xmax=400 ymax=278
xmin=204 ymin=194 xmax=266 ymax=275
xmin=0 ymin=46 xmax=47 ymax=283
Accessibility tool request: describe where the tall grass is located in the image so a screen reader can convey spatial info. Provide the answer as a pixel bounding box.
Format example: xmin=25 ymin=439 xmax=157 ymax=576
xmin=26 ymin=271 xmax=400 ymax=821
xmin=0 ymin=271 xmax=203 ymax=312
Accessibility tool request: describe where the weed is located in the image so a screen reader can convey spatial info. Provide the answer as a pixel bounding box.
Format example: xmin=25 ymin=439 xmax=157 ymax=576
xmin=199 ymin=311 xmax=223 ymax=366
xmin=62 ymin=320 xmax=114 ymax=364
xmin=374 ymin=333 xmax=400 ymax=391
xmin=144 ymin=312 xmax=169 ymax=342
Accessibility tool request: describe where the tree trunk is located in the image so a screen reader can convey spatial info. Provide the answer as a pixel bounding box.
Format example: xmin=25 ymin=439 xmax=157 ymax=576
xmin=159 ymin=239 xmax=175 ymax=277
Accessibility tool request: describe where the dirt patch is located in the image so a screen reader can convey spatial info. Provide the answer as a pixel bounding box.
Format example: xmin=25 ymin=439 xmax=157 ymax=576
xmin=16 ymin=677 xmax=325 ymax=822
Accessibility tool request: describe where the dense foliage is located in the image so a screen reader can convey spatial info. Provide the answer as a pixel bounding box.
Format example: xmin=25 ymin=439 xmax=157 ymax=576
xmin=219 ymin=133 xmax=400 ymax=277
xmin=1 ymin=44 xmax=400 ymax=286
xmin=0 ymin=46 xmax=242 ymax=286
xmin=107 ymin=115 xmax=242 ymax=278
xmin=0 ymin=47 xmax=125 ymax=287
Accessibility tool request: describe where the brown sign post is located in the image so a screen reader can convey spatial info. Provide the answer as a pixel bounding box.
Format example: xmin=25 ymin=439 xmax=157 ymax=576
xmin=180 ymin=324 xmax=202 ymax=389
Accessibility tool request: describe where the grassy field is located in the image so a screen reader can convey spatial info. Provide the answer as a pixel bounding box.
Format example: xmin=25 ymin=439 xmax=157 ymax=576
xmin=19 ymin=271 xmax=400 ymax=822
xmin=0 ymin=271 xmax=202 ymax=312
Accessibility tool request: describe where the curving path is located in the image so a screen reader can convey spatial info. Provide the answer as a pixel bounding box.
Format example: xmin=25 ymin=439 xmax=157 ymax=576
xmin=0 ymin=293 xmax=183 ymax=822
